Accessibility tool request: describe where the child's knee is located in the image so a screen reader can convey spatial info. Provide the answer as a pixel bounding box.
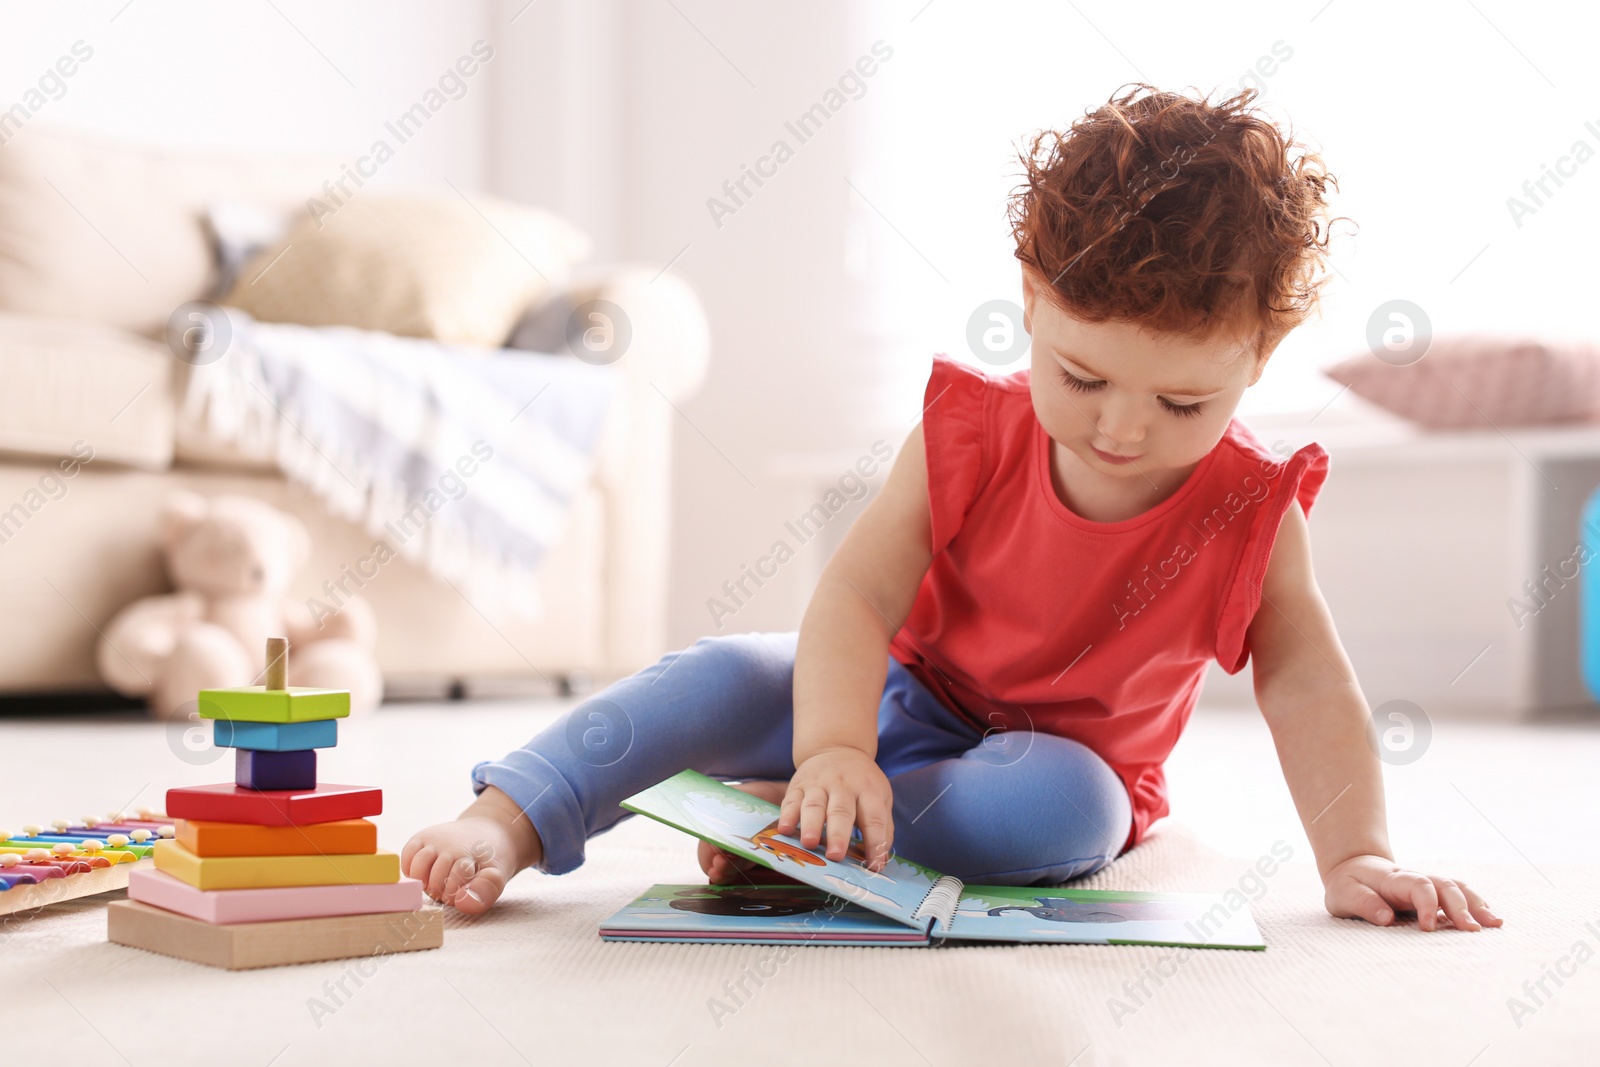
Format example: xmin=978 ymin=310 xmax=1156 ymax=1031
xmin=680 ymin=631 xmax=797 ymax=684
xmin=1003 ymin=801 xmax=1127 ymax=885
xmin=1036 ymin=735 xmax=1132 ymax=846
xmin=959 ymin=733 xmax=1132 ymax=880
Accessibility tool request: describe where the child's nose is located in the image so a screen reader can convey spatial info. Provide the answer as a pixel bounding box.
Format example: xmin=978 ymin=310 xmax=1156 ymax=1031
xmin=1095 ymin=399 xmax=1145 ymax=446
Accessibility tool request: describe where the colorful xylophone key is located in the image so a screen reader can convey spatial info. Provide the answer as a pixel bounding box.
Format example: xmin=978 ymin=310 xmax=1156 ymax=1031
xmin=0 ymin=844 xmax=123 ymax=866
xmin=0 ymin=810 xmax=176 ymax=915
xmin=1 ymin=853 xmax=96 ymax=876
xmin=1 ymin=830 xmax=157 ymax=860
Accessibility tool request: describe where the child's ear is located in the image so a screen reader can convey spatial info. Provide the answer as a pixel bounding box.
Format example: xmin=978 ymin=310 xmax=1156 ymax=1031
xmin=1247 ymin=352 xmax=1272 ymax=387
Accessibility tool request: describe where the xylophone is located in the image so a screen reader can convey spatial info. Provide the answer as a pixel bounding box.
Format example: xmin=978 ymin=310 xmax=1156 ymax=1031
xmin=0 ymin=809 xmax=175 ymax=916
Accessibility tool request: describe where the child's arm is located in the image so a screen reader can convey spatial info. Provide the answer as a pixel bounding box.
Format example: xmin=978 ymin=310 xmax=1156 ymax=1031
xmin=776 ymin=424 xmax=935 ymax=870
xmin=1247 ymin=501 xmax=1502 ymax=931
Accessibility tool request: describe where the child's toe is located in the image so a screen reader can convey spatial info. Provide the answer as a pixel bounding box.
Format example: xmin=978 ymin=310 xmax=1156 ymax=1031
xmin=405 ymin=844 xmax=438 ymax=885
xmin=425 ymin=852 xmax=461 ymax=900
xmin=442 ymin=854 xmax=477 ymax=901
xmin=452 ymin=868 xmax=508 ymax=914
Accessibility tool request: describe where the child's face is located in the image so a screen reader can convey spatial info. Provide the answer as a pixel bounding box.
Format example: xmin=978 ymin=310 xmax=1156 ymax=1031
xmin=1021 ymin=270 xmax=1262 ymax=482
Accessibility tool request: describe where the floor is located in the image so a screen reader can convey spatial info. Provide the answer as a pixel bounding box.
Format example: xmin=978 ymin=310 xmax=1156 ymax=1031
xmin=4 ymin=697 xmax=1599 ymax=1065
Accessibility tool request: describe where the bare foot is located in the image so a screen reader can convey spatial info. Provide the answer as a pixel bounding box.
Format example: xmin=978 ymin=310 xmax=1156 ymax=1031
xmin=698 ymin=779 xmax=803 ymax=886
xmin=401 ymin=786 xmax=543 ymax=915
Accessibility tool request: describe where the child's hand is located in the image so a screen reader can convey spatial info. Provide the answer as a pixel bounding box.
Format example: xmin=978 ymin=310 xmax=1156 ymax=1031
xmin=1324 ymin=854 xmax=1502 ymax=931
xmin=778 ymin=746 xmax=894 ymax=871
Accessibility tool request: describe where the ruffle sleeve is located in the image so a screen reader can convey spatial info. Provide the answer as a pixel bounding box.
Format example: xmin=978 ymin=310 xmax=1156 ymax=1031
xmin=1214 ymin=440 xmax=1331 ymax=674
xmin=922 ymin=356 xmax=992 ymax=555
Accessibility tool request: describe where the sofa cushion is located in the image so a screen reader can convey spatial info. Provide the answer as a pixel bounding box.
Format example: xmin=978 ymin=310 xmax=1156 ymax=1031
xmin=0 ymin=124 xmax=333 ymax=337
xmin=1322 ymin=336 xmax=1600 ymax=430
xmin=0 ymin=312 xmax=175 ymax=470
xmin=221 ymin=193 xmax=592 ymax=348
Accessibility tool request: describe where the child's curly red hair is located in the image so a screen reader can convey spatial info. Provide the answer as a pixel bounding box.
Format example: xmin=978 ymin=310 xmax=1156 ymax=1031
xmin=1009 ymin=83 xmax=1345 ymax=358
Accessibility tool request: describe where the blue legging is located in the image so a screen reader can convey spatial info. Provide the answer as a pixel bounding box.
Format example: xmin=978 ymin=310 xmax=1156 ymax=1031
xmin=471 ymin=632 xmax=1133 ymax=886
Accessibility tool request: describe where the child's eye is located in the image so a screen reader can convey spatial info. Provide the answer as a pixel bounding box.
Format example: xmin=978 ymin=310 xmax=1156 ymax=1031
xmin=1060 ymin=367 xmax=1203 ymax=418
xmin=1059 ymin=369 xmax=1105 ymax=393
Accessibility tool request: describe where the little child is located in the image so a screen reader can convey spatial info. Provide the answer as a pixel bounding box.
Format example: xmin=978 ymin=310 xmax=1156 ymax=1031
xmin=405 ymin=84 xmax=1500 ymax=934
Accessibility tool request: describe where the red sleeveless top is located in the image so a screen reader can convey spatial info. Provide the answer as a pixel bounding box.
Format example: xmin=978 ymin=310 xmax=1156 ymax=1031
xmin=889 ymin=357 xmax=1331 ymax=851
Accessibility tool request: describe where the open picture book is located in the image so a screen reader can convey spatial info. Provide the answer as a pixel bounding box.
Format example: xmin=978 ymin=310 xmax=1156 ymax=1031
xmin=603 ymin=769 xmax=1265 ymax=949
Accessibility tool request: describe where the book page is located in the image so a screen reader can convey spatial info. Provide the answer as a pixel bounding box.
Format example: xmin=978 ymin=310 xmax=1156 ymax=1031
xmin=943 ymin=885 xmax=1266 ymax=949
xmin=621 ymin=770 xmax=948 ymax=930
xmin=598 ymin=884 xmax=930 ymax=944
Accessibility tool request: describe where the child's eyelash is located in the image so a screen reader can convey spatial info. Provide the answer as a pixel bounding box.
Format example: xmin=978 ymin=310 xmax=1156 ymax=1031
xmin=1159 ymin=397 xmax=1204 ymax=418
xmin=1059 ymin=369 xmax=1105 ymax=395
xmin=1058 ymin=369 xmax=1204 ymax=418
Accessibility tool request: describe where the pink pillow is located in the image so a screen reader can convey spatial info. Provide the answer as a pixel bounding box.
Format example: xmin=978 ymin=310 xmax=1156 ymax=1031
xmin=1322 ymin=336 xmax=1600 ymax=429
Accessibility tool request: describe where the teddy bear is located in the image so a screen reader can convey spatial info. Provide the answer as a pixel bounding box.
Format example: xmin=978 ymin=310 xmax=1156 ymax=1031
xmin=97 ymin=491 xmax=383 ymax=720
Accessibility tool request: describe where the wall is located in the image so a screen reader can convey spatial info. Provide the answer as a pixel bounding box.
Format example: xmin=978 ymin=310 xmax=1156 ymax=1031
xmin=0 ymin=0 xmax=493 ymax=191
xmin=604 ymin=0 xmax=888 ymax=645
xmin=483 ymin=0 xmax=625 ymax=258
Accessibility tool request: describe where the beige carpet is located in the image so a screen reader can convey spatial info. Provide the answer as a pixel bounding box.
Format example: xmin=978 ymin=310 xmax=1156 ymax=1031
xmin=4 ymin=702 xmax=1598 ymax=1065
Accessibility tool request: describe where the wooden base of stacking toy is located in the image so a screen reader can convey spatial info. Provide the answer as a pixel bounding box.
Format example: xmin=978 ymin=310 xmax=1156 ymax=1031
xmin=107 ymin=898 xmax=443 ymax=969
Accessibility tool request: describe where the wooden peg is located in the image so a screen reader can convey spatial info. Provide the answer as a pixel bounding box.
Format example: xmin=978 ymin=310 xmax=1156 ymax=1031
xmin=265 ymin=638 xmax=288 ymax=690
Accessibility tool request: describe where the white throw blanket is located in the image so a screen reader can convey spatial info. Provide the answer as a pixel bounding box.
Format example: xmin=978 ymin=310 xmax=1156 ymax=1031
xmin=180 ymin=309 xmax=617 ymax=618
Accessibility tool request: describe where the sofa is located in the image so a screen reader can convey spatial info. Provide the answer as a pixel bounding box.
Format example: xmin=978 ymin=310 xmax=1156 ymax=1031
xmin=0 ymin=125 xmax=709 ymax=699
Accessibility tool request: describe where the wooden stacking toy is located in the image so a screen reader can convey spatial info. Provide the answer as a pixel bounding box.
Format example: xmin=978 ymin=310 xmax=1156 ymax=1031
xmin=108 ymin=638 xmax=442 ymax=969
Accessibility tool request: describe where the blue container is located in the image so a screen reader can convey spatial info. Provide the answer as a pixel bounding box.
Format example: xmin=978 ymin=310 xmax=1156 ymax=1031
xmin=1580 ymin=488 xmax=1600 ymax=701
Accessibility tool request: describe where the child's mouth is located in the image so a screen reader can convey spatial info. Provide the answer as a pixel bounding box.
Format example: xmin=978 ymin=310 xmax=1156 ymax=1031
xmin=1090 ymin=444 xmax=1140 ymax=465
